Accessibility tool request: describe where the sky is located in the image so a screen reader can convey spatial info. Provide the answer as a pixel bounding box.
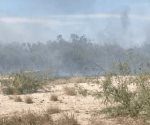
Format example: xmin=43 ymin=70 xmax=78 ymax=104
xmin=0 ymin=0 xmax=150 ymax=46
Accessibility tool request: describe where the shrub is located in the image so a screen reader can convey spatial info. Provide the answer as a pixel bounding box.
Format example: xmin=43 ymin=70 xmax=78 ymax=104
xmin=64 ymin=86 xmax=77 ymax=96
xmin=77 ymin=87 xmax=88 ymax=96
xmin=50 ymin=94 xmax=58 ymax=101
xmin=14 ymin=96 xmax=22 ymax=102
xmin=24 ymin=96 xmax=33 ymax=104
xmin=2 ymin=87 xmax=16 ymax=95
xmin=0 ymin=111 xmax=53 ymax=125
xmin=0 ymin=111 xmax=80 ymax=125
xmin=101 ymin=74 xmax=150 ymax=117
xmin=55 ymin=114 xmax=80 ymax=125
xmin=46 ymin=106 xmax=61 ymax=114
xmin=8 ymin=96 xmax=14 ymax=100
xmin=1 ymin=73 xmax=44 ymax=95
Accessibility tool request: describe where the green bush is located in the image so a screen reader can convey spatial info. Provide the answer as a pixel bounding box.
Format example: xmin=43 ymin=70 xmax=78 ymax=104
xmin=1 ymin=73 xmax=44 ymax=95
xmin=101 ymin=74 xmax=150 ymax=117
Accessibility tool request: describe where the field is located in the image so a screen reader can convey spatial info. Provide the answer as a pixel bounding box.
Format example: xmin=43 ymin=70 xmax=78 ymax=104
xmin=0 ymin=74 xmax=150 ymax=125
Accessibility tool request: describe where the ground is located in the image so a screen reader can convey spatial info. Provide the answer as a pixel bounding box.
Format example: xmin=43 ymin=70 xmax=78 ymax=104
xmin=0 ymin=77 xmax=149 ymax=125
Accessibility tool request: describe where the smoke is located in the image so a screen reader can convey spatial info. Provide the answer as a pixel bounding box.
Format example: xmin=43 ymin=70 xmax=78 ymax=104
xmin=120 ymin=8 xmax=130 ymax=32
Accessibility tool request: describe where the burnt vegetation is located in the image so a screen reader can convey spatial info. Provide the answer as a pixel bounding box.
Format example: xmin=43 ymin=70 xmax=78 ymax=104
xmin=0 ymin=34 xmax=150 ymax=76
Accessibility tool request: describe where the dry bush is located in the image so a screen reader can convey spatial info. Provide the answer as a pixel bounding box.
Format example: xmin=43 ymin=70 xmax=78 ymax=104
xmin=55 ymin=114 xmax=80 ymax=125
xmin=8 ymin=96 xmax=14 ymax=100
xmin=88 ymin=117 xmax=107 ymax=125
xmin=77 ymin=86 xmax=88 ymax=96
xmin=24 ymin=96 xmax=33 ymax=104
xmin=14 ymin=96 xmax=22 ymax=102
xmin=115 ymin=117 xmax=150 ymax=125
xmin=0 ymin=111 xmax=80 ymax=125
xmin=50 ymin=94 xmax=58 ymax=101
xmin=64 ymin=86 xmax=77 ymax=96
xmin=2 ymin=87 xmax=16 ymax=95
xmin=0 ymin=111 xmax=53 ymax=125
xmin=46 ymin=106 xmax=61 ymax=114
xmin=88 ymin=117 xmax=150 ymax=125
xmin=68 ymin=77 xmax=87 ymax=83
xmin=1 ymin=73 xmax=44 ymax=95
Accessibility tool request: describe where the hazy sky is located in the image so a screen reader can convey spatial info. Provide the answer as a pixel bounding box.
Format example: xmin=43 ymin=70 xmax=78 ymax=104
xmin=0 ymin=0 xmax=150 ymax=46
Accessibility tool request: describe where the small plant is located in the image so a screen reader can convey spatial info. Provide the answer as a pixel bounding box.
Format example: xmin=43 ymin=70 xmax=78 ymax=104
xmin=50 ymin=94 xmax=58 ymax=101
xmin=77 ymin=87 xmax=88 ymax=96
xmin=1 ymin=72 xmax=44 ymax=95
xmin=100 ymin=74 xmax=150 ymax=117
xmin=88 ymin=117 xmax=106 ymax=125
xmin=8 ymin=96 xmax=14 ymax=100
xmin=55 ymin=113 xmax=80 ymax=125
xmin=24 ymin=96 xmax=33 ymax=104
xmin=46 ymin=106 xmax=61 ymax=114
xmin=14 ymin=96 xmax=22 ymax=102
xmin=0 ymin=111 xmax=80 ymax=125
xmin=2 ymin=87 xmax=16 ymax=95
xmin=0 ymin=110 xmax=53 ymax=125
xmin=64 ymin=86 xmax=77 ymax=96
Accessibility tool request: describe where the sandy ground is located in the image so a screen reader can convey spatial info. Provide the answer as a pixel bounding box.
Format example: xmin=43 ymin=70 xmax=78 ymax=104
xmin=0 ymin=77 xmax=143 ymax=125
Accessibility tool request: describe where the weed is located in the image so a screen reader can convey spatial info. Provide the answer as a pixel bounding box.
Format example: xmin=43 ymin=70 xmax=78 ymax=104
xmin=24 ymin=96 xmax=33 ymax=104
xmin=55 ymin=113 xmax=80 ymax=125
xmin=64 ymin=86 xmax=77 ymax=96
xmin=50 ymin=94 xmax=58 ymax=101
xmin=1 ymin=73 xmax=44 ymax=95
xmin=14 ymin=96 xmax=22 ymax=102
xmin=46 ymin=106 xmax=61 ymax=114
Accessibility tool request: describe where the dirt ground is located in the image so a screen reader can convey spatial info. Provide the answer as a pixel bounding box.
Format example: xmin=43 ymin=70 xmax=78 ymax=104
xmin=0 ymin=77 xmax=147 ymax=125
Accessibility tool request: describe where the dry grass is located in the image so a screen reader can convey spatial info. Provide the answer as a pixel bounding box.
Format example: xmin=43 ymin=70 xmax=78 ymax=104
xmin=88 ymin=116 xmax=150 ymax=125
xmin=56 ymin=113 xmax=80 ymax=125
xmin=0 ymin=111 xmax=80 ymax=125
xmin=64 ymin=86 xmax=77 ymax=96
xmin=8 ymin=96 xmax=14 ymax=100
xmin=77 ymin=87 xmax=88 ymax=96
xmin=0 ymin=111 xmax=53 ymax=125
xmin=24 ymin=96 xmax=33 ymax=104
xmin=50 ymin=94 xmax=58 ymax=101
xmin=88 ymin=117 xmax=107 ymax=125
xmin=14 ymin=96 xmax=22 ymax=102
xmin=46 ymin=106 xmax=61 ymax=114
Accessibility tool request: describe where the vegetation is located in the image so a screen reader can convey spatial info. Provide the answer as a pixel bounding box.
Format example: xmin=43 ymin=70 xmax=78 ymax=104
xmin=24 ymin=96 xmax=33 ymax=104
xmin=64 ymin=86 xmax=77 ymax=96
xmin=1 ymin=73 xmax=44 ymax=95
xmin=0 ymin=34 xmax=150 ymax=76
xmin=100 ymin=73 xmax=150 ymax=117
xmin=77 ymin=86 xmax=88 ymax=96
xmin=55 ymin=114 xmax=80 ymax=125
xmin=14 ymin=96 xmax=22 ymax=102
xmin=50 ymin=94 xmax=58 ymax=101
xmin=0 ymin=110 xmax=80 ymax=125
xmin=46 ymin=106 xmax=61 ymax=114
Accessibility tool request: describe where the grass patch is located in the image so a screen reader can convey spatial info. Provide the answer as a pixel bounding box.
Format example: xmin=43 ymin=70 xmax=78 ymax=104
xmin=0 ymin=111 xmax=80 ymax=125
xmin=14 ymin=96 xmax=22 ymax=102
xmin=46 ymin=106 xmax=61 ymax=114
xmin=50 ymin=94 xmax=58 ymax=101
xmin=77 ymin=86 xmax=88 ymax=96
xmin=0 ymin=111 xmax=53 ymax=125
xmin=24 ymin=96 xmax=33 ymax=104
xmin=64 ymin=86 xmax=77 ymax=96
xmin=56 ymin=113 xmax=80 ymax=125
xmin=1 ymin=72 xmax=44 ymax=95
xmin=100 ymin=74 xmax=150 ymax=117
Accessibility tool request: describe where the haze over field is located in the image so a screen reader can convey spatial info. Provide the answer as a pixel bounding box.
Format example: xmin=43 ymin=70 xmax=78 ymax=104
xmin=0 ymin=0 xmax=150 ymax=75
xmin=0 ymin=0 xmax=150 ymax=47
xmin=2 ymin=1 xmax=150 ymax=125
